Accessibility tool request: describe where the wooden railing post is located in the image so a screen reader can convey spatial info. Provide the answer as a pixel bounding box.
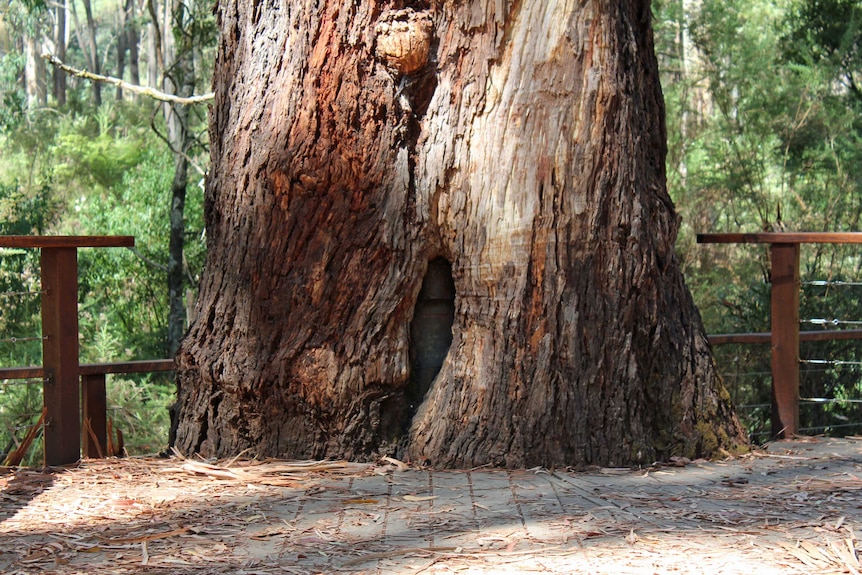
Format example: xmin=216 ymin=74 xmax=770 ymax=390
xmin=697 ymin=232 xmax=862 ymax=439
xmin=40 ymin=247 xmax=82 ymax=465
xmin=0 ymin=236 xmax=135 ymax=465
xmin=770 ymin=243 xmax=800 ymax=437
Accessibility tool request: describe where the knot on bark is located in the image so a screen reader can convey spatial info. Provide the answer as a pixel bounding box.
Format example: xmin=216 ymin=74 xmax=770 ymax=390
xmin=374 ymin=9 xmax=433 ymax=75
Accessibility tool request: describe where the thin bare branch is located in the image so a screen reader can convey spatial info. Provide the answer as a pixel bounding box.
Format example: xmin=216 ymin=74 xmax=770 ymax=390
xmin=128 ymin=247 xmax=169 ymax=272
xmin=148 ymin=105 xmax=208 ymax=177
xmin=41 ymin=53 xmax=213 ymax=105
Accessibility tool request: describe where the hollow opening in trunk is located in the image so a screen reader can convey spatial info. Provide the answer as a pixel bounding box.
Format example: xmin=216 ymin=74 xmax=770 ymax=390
xmin=407 ymin=258 xmax=455 ymax=416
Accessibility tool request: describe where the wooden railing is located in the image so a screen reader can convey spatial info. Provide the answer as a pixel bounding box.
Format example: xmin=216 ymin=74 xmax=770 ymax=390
xmin=3 ymin=232 xmax=862 ymax=464
xmin=0 ymin=236 xmax=175 ymax=465
xmin=699 ymin=232 xmax=862 ymax=438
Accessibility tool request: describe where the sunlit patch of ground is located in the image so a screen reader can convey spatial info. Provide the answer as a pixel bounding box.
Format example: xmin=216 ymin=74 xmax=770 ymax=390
xmin=0 ymin=438 xmax=859 ymax=574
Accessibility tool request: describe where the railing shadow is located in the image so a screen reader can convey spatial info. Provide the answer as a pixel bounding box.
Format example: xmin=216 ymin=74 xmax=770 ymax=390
xmin=0 ymin=440 xmax=860 ymax=572
xmin=0 ymin=468 xmax=55 ymax=525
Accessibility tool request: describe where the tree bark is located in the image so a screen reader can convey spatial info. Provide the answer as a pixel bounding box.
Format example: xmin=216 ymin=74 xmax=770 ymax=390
xmin=126 ymin=0 xmax=141 ymax=96
xmin=81 ymin=0 xmax=101 ymax=106
xmin=163 ymin=0 xmax=195 ymax=357
xmin=116 ymin=4 xmax=127 ymax=100
xmin=175 ymin=0 xmax=747 ymax=468
xmin=24 ymin=32 xmax=47 ymax=109
xmin=53 ymin=0 xmax=67 ymax=106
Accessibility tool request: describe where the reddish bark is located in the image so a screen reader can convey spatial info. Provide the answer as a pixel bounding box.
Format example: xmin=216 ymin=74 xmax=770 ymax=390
xmin=175 ymin=0 xmax=747 ymax=468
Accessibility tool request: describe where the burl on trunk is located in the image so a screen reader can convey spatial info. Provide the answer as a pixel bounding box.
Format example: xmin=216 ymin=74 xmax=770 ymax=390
xmin=174 ymin=0 xmax=747 ymax=468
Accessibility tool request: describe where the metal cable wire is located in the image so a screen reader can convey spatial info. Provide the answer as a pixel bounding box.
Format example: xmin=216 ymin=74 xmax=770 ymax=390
xmin=0 ymin=379 xmax=43 ymax=387
xmin=800 ymin=358 xmax=862 ymax=366
xmin=737 ymin=403 xmax=772 ymax=410
xmin=801 ymin=368 xmax=843 ymax=374
xmin=1 ymin=412 xmax=42 ymax=423
xmin=803 ymin=280 xmax=862 ymax=287
xmin=1 ymin=422 xmax=43 ymax=432
xmin=800 ymin=397 xmax=862 ymax=404
xmin=799 ymin=422 xmax=862 ymax=433
xmin=0 ymin=290 xmax=45 ymax=299
xmin=719 ymin=371 xmax=773 ymax=378
xmin=802 ymin=318 xmax=862 ymax=326
xmin=0 ymin=336 xmax=47 ymax=344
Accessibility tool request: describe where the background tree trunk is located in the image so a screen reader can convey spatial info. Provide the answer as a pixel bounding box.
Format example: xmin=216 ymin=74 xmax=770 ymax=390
xmin=24 ymin=32 xmax=47 ymax=108
xmin=162 ymin=0 xmax=195 ymax=357
xmin=125 ymin=0 xmax=140 ymax=98
xmin=175 ymin=0 xmax=747 ymax=467
xmin=81 ymin=0 xmax=101 ymax=106
xmin=146 ymin=0 xmax=162 ymax=89
xmin=116 ymin=4 xmax=127 ymax=100
xmin=53 ymin=0 xmax=67 ymax=106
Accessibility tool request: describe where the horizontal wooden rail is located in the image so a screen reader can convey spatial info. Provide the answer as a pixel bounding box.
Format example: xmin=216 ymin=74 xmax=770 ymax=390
xmin=698 ymin=232 xmax=862 ymax=244
xmin=0 ymin=235 xmax=134 ymax=249
xmin=78 ymin=359 xmax=175 ymax=375
xmin=709 ymin=329 xmax=862 ymax=345
xmin=1 ymin=360 xmax=176 ymax=462
xmin=0 ymin=361 xmax=175 ymax=381
xmin=0 ymin=366 xmax=45 ymax=380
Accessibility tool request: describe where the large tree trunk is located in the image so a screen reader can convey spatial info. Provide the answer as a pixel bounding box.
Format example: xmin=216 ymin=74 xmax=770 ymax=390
xmin=175 ymin=0 xmax=747 ymax=468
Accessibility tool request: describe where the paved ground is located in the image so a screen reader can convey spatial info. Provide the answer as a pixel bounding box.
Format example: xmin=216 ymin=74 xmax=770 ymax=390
xmin=0 ymin=437 xmax=860 ymax=574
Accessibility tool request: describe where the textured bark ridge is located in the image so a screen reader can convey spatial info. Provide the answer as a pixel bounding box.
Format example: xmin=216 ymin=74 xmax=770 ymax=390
xmin=174 ymin=0 xmax=748 ymax=468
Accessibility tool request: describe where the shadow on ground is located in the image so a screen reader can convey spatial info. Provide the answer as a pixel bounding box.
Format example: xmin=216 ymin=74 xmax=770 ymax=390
xmin=0 ymin=437 xmax=859 ymax=574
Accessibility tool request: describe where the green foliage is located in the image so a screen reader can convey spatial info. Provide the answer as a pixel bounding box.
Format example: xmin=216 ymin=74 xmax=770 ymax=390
xmin=84 ymin=322 xmax=174 ymax=456
xmin=656 ymin=0 xmax=862 ymax=440
xmin=0 ymin=179 xmax=55 ymax=235
xmin=52 ymin=104 xmax=150 ymax=190
xmin=0 ymin=0 xmax=215 ymax=463
xmin=0 ymin=181 xmax=53 ymax=466
xmin=783 ymin=0 xmax=862 ymax=87
xmin=73 ymin=145 xmax=206 ymax=361
xmin=107 ymin=375 xmax=175 ymax=455
xmin=0 ymin=380 xmax=43 ymax=466
xmin=0 ymin=180 xmax=54 ymax=359
xmin=0 ymin=52 xmax=25 ymax=133
xmin=0 ymin=101 xmax=157 ymax=207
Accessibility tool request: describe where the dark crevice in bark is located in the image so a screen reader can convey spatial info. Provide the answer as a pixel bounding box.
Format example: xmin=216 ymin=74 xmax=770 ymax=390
xmin=197 ymin=386 xmax=220 ymax=455
xmin=400 ymin=67 xmax=438 ymax=121
xmin=407 ymin=258 xmax=455 ymax=421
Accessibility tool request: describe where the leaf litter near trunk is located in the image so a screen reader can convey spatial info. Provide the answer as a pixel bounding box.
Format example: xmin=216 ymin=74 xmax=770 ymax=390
xmin=0 ymin=437 xmax=859 ymax=574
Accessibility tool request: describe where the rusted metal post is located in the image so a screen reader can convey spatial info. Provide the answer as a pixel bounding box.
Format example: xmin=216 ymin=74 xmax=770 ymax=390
xmin=81 ymin=373 xmax=107 ymax=458
xmin=41 ymin=247 xmax=82 ymax=465
xmin=770 ymin=243 xmax=800 ymax=438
